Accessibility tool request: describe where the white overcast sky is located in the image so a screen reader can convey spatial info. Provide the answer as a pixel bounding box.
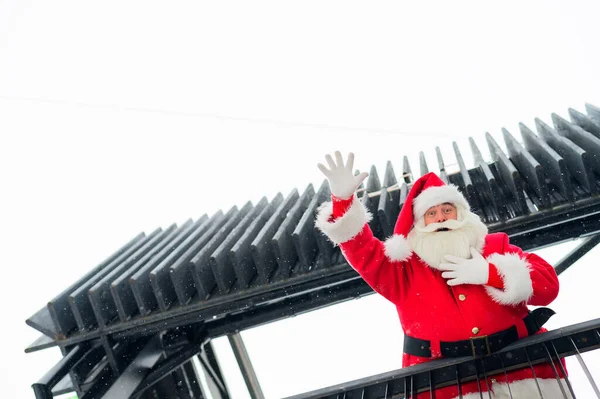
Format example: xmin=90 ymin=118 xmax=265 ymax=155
xmin=1 ymin=1 xmax=600 ymax=398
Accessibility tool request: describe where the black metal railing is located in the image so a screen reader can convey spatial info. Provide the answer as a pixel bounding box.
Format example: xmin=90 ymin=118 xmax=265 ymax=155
xmin=284 ymin=318 xmax=600 ymax=399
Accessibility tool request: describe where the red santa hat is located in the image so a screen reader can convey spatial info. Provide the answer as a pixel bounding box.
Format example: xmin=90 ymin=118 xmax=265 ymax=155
xmin=395 ymin=172 xmax=470 ymax=236
xmin=384 ymin=172 xmax=470 ymax=261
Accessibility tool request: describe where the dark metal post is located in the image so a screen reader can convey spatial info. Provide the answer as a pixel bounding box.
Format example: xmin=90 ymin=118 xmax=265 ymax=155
xmin=228 ymin=333 xmax=265 ymax=399
xmin=31 ymin=344 xmax=87 ymax=399
xmin=31 ymin=384 xmax=53 ymax=399
xmin=197 ymin=341 xmax=230 ymax=399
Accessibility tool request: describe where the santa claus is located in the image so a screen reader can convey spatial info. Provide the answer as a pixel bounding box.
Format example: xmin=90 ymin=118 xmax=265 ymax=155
xmin=315 ymin=152 xmax=570 ymax=399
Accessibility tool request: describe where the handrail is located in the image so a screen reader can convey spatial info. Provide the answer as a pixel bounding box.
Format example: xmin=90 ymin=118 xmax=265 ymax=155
xmin=284 ymin=318 xmax=600 ymax=399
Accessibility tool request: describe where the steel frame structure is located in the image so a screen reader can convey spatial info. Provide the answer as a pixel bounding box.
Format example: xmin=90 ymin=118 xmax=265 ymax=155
xmin=26 ymin=103 xmax=600 ymax=398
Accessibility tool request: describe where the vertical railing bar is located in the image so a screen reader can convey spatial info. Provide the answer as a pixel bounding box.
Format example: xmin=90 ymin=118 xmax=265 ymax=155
xmin=498 ymin=355 xmax=514 ymax=399
xmin=472 ymin=359 xmax=484 ymax=399
xmin=550 ymin=342 xmax=577 ymax=399
xmin=569 ymin=336 xmax=600 ymax=397
xmin=456 ymin=366 xmax=464 ymax=399
xmin=478 ymin=358 xmax=493 ymax=399
xmin=542 ymin=342 xmax=570 ymax=398
xmin=429 ymin=370 xmax=435 ymax=399
xmin=524 ymin=347 xmax=545 ymax=398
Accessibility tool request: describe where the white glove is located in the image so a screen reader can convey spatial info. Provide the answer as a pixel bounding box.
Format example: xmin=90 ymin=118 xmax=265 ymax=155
xmin=317 ymin=151 xmax=369 ymax=200
xmin=439 ymin=248 xmax=489 ymax=286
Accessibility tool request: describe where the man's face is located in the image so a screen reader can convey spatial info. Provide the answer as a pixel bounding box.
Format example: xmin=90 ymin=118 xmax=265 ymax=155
xmin=423 ymin=203 xmax=458 ymax=226
xmin=408 ymin=203 xmax=487 ymax=269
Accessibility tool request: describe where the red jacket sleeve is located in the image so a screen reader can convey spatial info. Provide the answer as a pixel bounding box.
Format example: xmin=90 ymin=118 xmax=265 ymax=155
xmin=484 ymin=233 xmax=559 ymax=306
xmin=486 ymin=263 xmax=505 ymax=289
xmin=331 ymin=195 xmax=354 ymax=220
xmin=316 ymin=195 xmax=408 ymax=304
xmin=340 ymin=224 xmax=407 ymax=304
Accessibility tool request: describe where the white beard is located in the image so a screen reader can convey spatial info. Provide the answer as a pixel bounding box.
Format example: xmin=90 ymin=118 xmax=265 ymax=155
xmin=407 ymin=208 xmax=488 ymax=270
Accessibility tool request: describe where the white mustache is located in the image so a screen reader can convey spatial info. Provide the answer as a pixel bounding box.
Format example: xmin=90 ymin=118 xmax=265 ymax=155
xmin=414 ymin=218 xmax=468 ymax=233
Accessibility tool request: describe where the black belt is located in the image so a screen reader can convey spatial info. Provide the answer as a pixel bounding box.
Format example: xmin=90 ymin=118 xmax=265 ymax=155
xmin=403 ymin=307 xmax=555 ymax=358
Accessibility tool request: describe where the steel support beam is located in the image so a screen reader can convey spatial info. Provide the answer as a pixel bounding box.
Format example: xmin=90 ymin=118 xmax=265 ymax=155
xmin=130 ymin=332 xmax=206 ymax=398
xmin=197 ymin=341 xmax=230 ymax=399
xmin=181 ymin=360 xmax=205 ymax=399
xmin=228 ymin=332 xmax=265 ymax=399
xmin=555 ymin=234 xmax=600 ymax=275
xmin=32 ymin=344 xmax=88 ymax=399
xmin=102 ymin=336 xmax=163 ymax=398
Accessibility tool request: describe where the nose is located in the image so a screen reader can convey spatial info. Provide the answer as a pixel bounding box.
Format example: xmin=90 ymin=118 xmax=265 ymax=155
xmin=435 ymin=209 xmax=448 ymax=223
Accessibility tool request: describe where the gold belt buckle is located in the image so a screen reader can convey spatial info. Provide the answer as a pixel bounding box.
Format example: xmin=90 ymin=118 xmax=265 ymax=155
xmin=470 ymin=335 xmax=491 ymax=357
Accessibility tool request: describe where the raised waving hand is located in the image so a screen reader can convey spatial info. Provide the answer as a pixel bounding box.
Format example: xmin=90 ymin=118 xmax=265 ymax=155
xmin=317 ymin=151 xmax=369 ymax=200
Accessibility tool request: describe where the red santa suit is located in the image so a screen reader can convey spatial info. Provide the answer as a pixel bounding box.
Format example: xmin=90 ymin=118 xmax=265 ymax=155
xmin=315 ymin=172 xmax=569 ymax=399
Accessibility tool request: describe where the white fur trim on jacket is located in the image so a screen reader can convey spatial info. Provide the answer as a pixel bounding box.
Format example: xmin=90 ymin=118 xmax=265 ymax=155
xmin=315 ymin=196 xmax=371 ymax=245
xmin=491 ymin=378 xmax=572 ymax=399
xmin=452 ymin=378 xmax=571 ymax=399
xmin=485 ymin=252 xmax=534 ymax=305
xmin=413 ymin=185 xmax=470 ymax=220
xmin=383 ymin=234 xmax=412 ymax=262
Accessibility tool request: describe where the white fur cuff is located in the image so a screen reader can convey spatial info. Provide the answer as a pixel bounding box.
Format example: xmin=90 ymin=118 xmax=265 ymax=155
xmin=485 ymin=252 xmax=534 ymax=305
xmin=315 ymin=197 xmax=371 ymax=245
xmin=454 ymin=378 xmax=571 ymax=399
xmin=384 ymin=234 xmax=412 ymax=262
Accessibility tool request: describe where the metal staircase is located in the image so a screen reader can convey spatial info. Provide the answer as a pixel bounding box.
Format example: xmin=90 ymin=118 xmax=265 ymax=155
xmin=26 ymin=103 xmax=600 ymax=398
